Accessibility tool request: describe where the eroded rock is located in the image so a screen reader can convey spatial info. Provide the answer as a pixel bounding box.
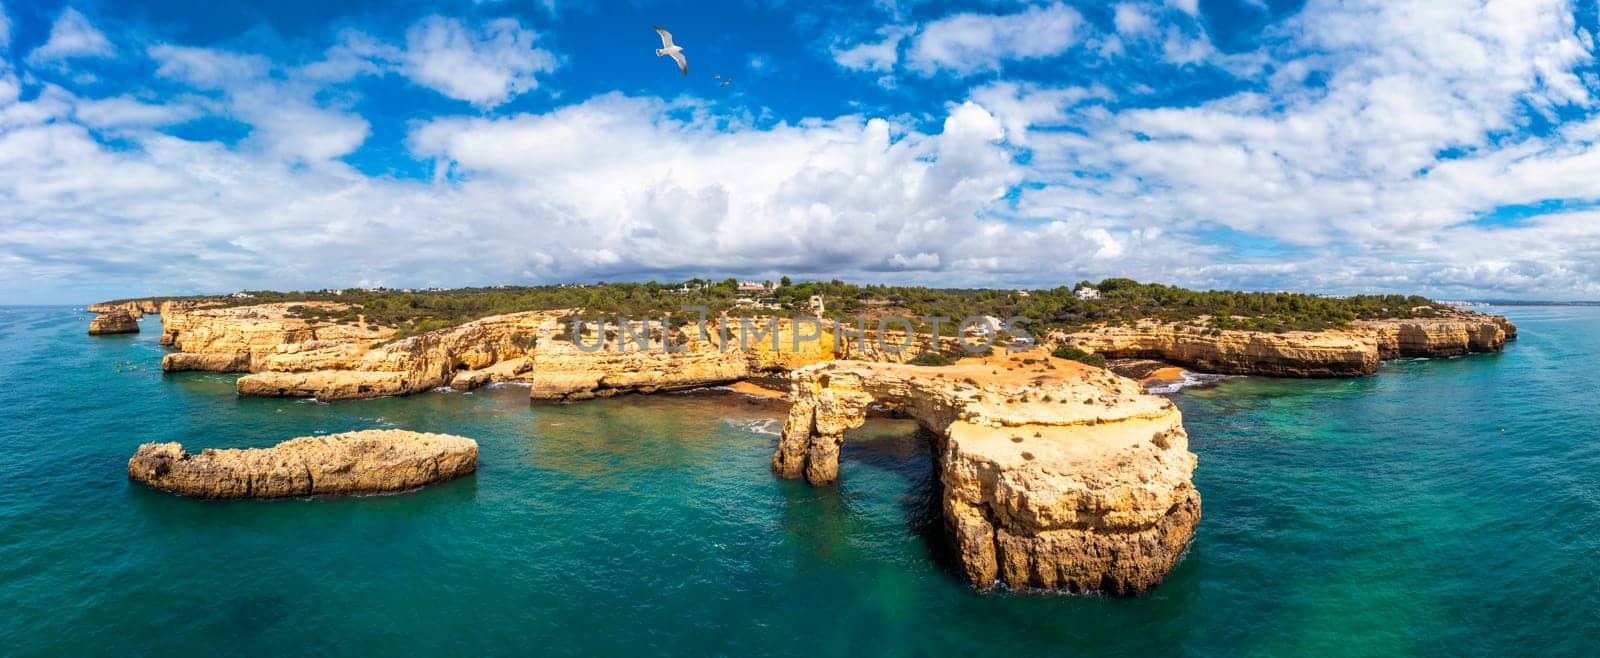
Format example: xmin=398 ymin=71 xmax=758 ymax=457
xmin=128 ymin=429 xmax=477 ymax=499
xmin=88 ymin=309 xmax=139 ymax=335
xmin=773 ymin=353 xmax=1199 ymax=595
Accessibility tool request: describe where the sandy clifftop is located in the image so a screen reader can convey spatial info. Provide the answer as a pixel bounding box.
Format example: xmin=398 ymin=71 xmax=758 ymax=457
xmin=128 ymin=429 xmax=478 ymax=499
xmin=774 ymin=354 xmax=1199 ymax=595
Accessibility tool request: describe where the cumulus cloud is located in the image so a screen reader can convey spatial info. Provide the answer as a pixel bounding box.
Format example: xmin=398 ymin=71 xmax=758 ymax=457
xmin=149 ymin=44 xmax=369 ymax=163
xmin=27 ymin=8 xmax=115 ymax=65
xmin=831 ymin=26 xmax=910 ymax=72
xmin=399 ymin=16 xmax=558 ymax=108
xmin=906 ymin=3 xmax=1084 ymax=75
xmin=5 ymin=0 xmax=1600 ymax=302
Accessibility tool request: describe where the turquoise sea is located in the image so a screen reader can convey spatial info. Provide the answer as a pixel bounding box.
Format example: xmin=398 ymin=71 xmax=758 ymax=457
xmin=1 ymin=305 xmax=1597 ymax=656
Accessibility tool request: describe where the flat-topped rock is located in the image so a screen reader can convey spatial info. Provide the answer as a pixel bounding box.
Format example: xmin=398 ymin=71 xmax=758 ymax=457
xmin=88 ymin=309 xmax=140 ymax=335
xmin=128 ymin=429 xmax=478 ymax=499
xmin=1056 ymin=311 xmax=1516 ymax=377
xmin=773 ymin=352 xmax=1199 ymax=595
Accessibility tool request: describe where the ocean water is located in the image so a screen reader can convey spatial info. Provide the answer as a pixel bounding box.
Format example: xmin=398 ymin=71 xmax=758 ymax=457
xmin=1 ymin=305 xmax=1596 ymax=656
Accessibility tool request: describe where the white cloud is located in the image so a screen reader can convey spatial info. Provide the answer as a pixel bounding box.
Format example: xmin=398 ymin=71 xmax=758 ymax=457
xmin=832 ymin=26 xmax=910 ymax=72
xmin=27 ymin=8 xmax=115 ymax=66
xmin=399 ymin=16 xmax=558 ymax=108
xmin=150 ymin=44 xmax=369 ymax=163
xmin=907 ymin=3 xmax=1084 ymax=76
xmin=6 ymin=0 xmax=1600 ymax=301
xmin=71 ymin=95 xmax=201 ymax=129
xmin=150 ymin=45 xmax=271 ymax=89
xmin=1113 ymin=4 xmax=1157 ymax=37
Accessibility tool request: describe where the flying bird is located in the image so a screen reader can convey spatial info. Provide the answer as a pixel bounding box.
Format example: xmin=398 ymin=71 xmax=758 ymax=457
xmin=654 ymin=26 xmax=687 ymax=76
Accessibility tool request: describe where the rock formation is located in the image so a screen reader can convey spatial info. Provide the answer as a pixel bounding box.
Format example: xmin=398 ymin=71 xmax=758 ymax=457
xmin=774 ymin=353 xmax=1199 ymax=595
xmin=186 ymin=310 xmax=836 ymax=402
xmin=127 ymin=429 xmax=477 ymax=499
xmin=88 ymin=299 xmax=162 ymax=319
xmin=158 ymin=302 xmax=391 ymax=373
xmin=1357 ymin=316 xmax=1514 ymax=359
xmin=88 ymin=309 xmax=140 ymax=335
xmin=237 ymin=311 xmax=548 ymax=400
xmin=527 ymin=317 xmax=833 ymax=401
xmin=1056 ymin=312 xmax=1516 ymax=377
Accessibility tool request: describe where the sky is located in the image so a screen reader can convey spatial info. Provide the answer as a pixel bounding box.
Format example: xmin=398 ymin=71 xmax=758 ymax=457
xmin=2 ymin=1 xmax=1600 ymax=303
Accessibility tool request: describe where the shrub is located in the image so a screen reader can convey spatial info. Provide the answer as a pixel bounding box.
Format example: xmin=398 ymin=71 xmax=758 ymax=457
xmin=1051 ymin=346 xmax=1107 ymax=368
xmin=907 ymin=352 xmax=954 ymax=367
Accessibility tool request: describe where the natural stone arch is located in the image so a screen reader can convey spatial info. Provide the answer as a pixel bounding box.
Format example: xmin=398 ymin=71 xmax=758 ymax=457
xmin=771 ymin=357 xmax=1201 ymax=595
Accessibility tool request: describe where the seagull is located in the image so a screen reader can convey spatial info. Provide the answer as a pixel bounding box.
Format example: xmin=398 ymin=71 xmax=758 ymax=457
xmin=654 ymin=26 xmax=687 ymax=76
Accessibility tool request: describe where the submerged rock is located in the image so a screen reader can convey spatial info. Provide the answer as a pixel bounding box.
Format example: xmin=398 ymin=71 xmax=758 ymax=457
xmin=128 ymin=429 xmax=478 ymax=499
xmin=774 ymin=352 xmax=1199 ymax=595
xmin=88 ymin=309 xmax=140 ymax=335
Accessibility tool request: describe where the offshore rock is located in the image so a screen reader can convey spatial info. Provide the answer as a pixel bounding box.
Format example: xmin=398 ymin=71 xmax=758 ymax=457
xmin=127 ymin=429 xmax=477 ymax=499
xmin=88 ymin=309 xmax=140 ymax=335
xmin=774 ymin=353 xmax=1199 ymax=595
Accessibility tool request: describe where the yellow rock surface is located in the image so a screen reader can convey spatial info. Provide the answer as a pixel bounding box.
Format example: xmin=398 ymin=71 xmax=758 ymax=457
xmin=773 ymin=352 xmax=1199 ymax=595
xmin=127 ymin=429 xmax=478 ymax=499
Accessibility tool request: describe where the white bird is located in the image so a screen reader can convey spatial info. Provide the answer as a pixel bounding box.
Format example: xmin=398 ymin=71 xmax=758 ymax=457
xmin=654 ymin=26 xmax=687 ymax=76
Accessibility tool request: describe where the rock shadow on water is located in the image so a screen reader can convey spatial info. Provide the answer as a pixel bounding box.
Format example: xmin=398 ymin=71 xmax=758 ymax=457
xmin=773 ymin=422 xmax=972 ymax=586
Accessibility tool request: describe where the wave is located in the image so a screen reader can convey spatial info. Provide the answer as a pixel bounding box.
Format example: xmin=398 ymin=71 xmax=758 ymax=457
xmin=728 ymin=418 xmax=781 ymax=436
xmin=1145 ymin=371 xmax=1235 ymax=395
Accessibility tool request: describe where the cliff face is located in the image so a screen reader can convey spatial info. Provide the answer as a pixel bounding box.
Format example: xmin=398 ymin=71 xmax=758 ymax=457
xmin=1057 ymin=323 xmax=1378 ymax=377
xmin=527 ymin=318 xmax=834 ymax=401
xmin=158 ymin=303 xmax=392 ymax=373
xmin=217 ymin=311 xmax=836 ymax=402
xmin=1057 ymin=312 xmax=1516 ymax=377
xmin=238 ymin=311 xmax=550 ymax=400
xmin=1356 ymin=316 xmax=1513 ymax=359
xmin=88 ymin=299 xmax=162 ymax=319
xmin=88 ymin=309 xmax=140 ymax=335
xmin=127 ymin=429 xmax=478 ymax=499
xmin=774 ymin=354 xmax=1199 ymax=595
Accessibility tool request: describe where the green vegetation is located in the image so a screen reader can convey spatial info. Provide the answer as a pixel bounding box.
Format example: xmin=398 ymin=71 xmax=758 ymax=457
xmin=1051 ymin=346 xmax=1107 ymax=369
xmin=106 ymin=278 xmax=1449 ymax=338
xmin=907 ymin=352 xmax=955 ymax=367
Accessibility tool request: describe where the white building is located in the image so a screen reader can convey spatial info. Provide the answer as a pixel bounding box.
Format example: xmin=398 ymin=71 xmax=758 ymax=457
xmin=1075 ymin=287 xmax=1101 ymax=301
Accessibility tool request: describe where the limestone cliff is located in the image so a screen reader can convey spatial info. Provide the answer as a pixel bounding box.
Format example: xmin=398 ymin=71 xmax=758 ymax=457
xmin=527 ymin=318 xmax=834 ymax=401
xmin=1356 ymin=316 xmax=1514 ymax=359
xmin=88 ymin=309 xmax=140 ymax=335
xmin=88 ymin=299 xmax=163 ymax=319
xmin=774 ymin=354 xmax=1199 ymax=595
xmin=158 ymin=302 xmax=391 ymax=373
xmin=127 ymin=429 xmax=477 ymax=499
xmin=230 ymin=313 xmax=835 ymax=402
xmin=1056 ymin=312 xmax=1515 ymax=377
xmin=238 ymin=311 xmax=550 ymax=400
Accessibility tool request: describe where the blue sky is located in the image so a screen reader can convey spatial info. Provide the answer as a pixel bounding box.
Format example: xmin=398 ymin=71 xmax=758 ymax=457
xmin=3 ymin=0 xmax=1600 ymax=303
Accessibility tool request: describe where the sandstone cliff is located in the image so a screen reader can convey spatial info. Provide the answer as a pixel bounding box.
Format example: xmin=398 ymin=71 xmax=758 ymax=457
xmin=88 ymin=309 xmax=140 ymax=335
xmin=158 ymin=302 xmax=392 ymax=373
xmin=237 ymin=311 xmax=550 ymax=400
xmin=527 ymin=317 xmax=834 ymax=401
xmin=88 ymin=299 xmax=162 ymax=319
xmin=1056 ymin=312 xmax=1516 ymax=377
xmin=227 ymin=313 xmax=836 ymax=402
xmin=127 ymin=429 xmax=477 ymax=499
xmin=774 ymin=353 xmax=1199 ymax=595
